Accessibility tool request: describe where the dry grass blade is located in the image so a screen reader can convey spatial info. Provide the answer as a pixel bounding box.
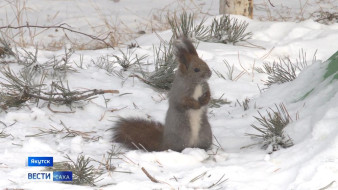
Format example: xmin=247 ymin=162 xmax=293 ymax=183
xmin=95 ymin=146 xmax=123 ymax=172
xmin=25 ymin=125 xmax=63 ymax=138
xmin=0 ymin=129 xmax=12 ymax=138
xmin=189 ymin=171 xmax=207 ymax=183
xmin=237 ymin=98 xmax=250 ymax=111
xmin=207 ymin=174 xmax=228 ymax=189
xmin=213 ymin=59 xmax=235 ymax=81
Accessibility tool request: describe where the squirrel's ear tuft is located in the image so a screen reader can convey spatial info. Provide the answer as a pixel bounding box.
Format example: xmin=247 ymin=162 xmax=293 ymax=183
xmin=174 ymin=36 xmax=198 ymax=56
xmin=174 ymin=37 xmax=198 ymax=72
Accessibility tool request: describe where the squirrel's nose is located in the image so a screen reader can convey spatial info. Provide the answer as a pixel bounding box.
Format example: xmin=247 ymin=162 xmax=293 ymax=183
xmin=207 ymin=69 xmax=212 ymax=78
xmin=203 ymin=70 xmax=212 ymax=79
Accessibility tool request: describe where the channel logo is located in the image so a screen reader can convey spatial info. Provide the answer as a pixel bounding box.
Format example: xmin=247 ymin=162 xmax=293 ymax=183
xmin=53 ymin=171 xmax=73 ymax=181
xmin=27 ymin=156 xmax=72 ymax=182
xmin=27 ymin=171 xmax=72 ymax=181
xmin=27 ymin=172 xmax=53 ymax=181
xmin=27 ymin=157 xmax=53 ymax=167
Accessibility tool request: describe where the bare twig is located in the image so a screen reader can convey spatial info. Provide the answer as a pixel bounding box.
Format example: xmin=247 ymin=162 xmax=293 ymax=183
xmin=47 ymin=103 xmax=75 ymax=114
xmin=129 ymin=74 xmax=152 ymax=84
xmin=0 ymin=121 xmax=7 ymax=127
xmin=318 ymin=181 xmax=336 ymax=190
xmin=0 ymin=23 xmax=114 ymax=48
xmin=268 ymin=0 xmax=275 ymax=7
xmin=141 ymin=167 xmax=159 ymax=183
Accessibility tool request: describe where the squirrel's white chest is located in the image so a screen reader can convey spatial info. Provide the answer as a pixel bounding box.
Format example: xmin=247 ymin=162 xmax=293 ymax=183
xmin=188 ymin=84 xmax=205 ymax=146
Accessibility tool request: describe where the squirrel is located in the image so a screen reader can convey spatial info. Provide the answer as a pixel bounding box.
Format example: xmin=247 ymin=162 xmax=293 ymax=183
xmin=113 ymin=37 xmax=212 ymax=152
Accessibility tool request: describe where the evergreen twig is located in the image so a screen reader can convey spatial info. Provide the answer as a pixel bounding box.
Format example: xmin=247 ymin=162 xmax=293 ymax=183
xmin=247 ymin=103 xmax=294 ymax=152
xmin=26 ymin=121 xmax=101 ymax=142
xmin=134 ymin=40 xmax=177 ymax=90
xmin=256 ymin=49 xmax=316 ymax=86
xmin=47 ymin=154 xmax=103 ymax=186
xmin=209 ymin=94 xmax=231 ymax=108
xmin=168 ymin=13 xmax=252 ymax=44
xmin=208 ymin=15 xmax=252 ymax=44
xmin=112 ymin=49 xmax=148 ymax=71
xmin=0 ymin=67 xmax=119 ymax=109
xmin=168 ymin=12 xmax=209 ymax=40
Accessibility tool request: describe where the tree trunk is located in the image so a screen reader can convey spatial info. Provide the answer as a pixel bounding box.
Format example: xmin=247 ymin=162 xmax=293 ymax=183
xmin=219 ymin=0 xmax=253 ymax=19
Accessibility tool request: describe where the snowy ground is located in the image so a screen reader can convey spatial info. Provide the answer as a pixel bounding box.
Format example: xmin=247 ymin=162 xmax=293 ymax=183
xmin=1 ymin=0 xmax=338 ymax=189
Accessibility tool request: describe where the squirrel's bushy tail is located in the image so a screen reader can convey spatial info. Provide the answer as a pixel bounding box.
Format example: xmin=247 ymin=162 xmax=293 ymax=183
xmin=113 ymin=118 xmax=164 ymax=151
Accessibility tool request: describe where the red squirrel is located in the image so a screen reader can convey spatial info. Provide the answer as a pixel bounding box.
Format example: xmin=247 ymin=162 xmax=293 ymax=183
xmin=113 ymin=37 xmax=212 ymax=152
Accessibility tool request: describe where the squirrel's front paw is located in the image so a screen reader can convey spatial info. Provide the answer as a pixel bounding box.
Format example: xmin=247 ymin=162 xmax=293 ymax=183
xmin=198 ymin=91 xmax=210 ymax=106
xmin=183 ymin=97 xmax=201 ymax=109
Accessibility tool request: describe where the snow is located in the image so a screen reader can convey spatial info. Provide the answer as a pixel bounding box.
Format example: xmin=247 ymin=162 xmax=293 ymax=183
xmin=1 ymin=0 xmax=338 ymax=189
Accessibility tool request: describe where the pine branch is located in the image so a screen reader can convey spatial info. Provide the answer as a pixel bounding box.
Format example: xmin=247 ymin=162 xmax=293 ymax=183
xmin=26 ymin=89 xmax=119 ymax=103
xmin=0 ymin=67 xmax=119 ymax=108
xmin=247 ymin=103 xmax=294 ymax=152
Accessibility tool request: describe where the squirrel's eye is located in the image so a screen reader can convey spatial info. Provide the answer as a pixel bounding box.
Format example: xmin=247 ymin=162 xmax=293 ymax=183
xmin=194 ymin=68 xmax=200 ymax=72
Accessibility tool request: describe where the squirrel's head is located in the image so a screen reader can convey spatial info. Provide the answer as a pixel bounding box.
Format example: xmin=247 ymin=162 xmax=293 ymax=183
xmin=174 ymin=37 xmax=212 ymax=83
